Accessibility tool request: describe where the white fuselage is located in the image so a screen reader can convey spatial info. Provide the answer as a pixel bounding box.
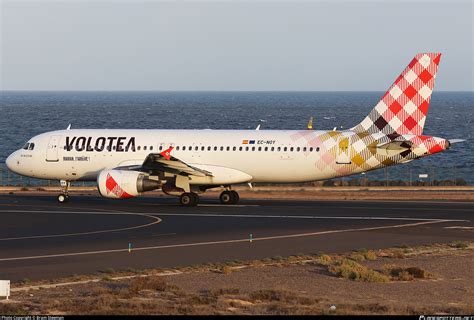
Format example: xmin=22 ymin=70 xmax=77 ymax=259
xmin=6 ymin=128 xmax=448 ymax=187
xmin=7 ymin=129 xmax=340 ymax=183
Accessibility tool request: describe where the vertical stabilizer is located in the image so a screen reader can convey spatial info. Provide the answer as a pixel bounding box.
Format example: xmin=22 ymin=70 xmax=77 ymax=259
xmin=352 ymin=53 xmax=441 ymax=135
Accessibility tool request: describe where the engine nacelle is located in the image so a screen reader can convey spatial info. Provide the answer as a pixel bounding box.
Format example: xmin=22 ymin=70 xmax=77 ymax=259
xmin=97 ymin=169 xmax=161 ymax=199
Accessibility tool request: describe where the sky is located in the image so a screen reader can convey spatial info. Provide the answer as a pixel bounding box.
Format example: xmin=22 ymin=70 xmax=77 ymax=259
xmin=0 ymin=0 xmax=472 ymax=91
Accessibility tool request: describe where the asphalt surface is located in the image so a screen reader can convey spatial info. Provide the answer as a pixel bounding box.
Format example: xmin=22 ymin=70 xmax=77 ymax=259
xmin=0 ymin=194 xmax=472 ymax=281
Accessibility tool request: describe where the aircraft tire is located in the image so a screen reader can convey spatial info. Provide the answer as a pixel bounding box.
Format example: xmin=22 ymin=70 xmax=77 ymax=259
xmin=57 ymin=193 xmax=69 ymax=203
xmin=220 ymin=191 xmax=238 ymax=205
xmin=180 ymin=192 xmax=198 ymax=207
xmin=230 ymin=191 xmax=240 ymax=204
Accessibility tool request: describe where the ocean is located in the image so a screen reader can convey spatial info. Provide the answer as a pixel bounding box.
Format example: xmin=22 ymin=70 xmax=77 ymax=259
xmin=0 ymin=91 xmax=472 ymax=184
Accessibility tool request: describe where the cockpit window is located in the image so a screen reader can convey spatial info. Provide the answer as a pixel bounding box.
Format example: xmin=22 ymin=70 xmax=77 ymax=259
xmin=28 ymin=143 xmax=35 ymax=150
xmin=22 ymin=143 xmax=30 ymax=150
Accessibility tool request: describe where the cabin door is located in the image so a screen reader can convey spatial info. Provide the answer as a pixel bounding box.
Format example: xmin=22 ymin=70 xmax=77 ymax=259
xmin=336 ymin=136 xmax=352 ymax=164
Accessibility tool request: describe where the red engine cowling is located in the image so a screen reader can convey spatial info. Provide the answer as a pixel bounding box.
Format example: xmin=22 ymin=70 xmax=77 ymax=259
xmin=97 ymin=169 xmax=161 ymax=199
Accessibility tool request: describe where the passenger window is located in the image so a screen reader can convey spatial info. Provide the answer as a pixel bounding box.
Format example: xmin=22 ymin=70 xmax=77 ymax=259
xmin=183 ymin=146 xmax=186 ymax=151
xmin=277 ymin=147 xmax=281 ymax=151
xmin=195 ymin=146 xmax=199 ymax=151
xmin=316 ymin=147 xmax=320 ymax=152
xmin=252 ymin=147 xmax=255 ymax=151
xmin=226 ymin=146 xmax=230 ymax=151
xmin=201 ymin=146 xmax=205 ymax=151
xmin=188 ymin=146 xmax=192 ymax=150
xmin=143 ymin=146 xmax=147 ymax=151
xmin=245 ymin=146 xmax=249 ymax=151
xmin=150 ymin=146 xmax=153 ymax=151
xmin=284 ymin=147 xmax=287 ymax=152
xmin=207 ymin=146 xmax=211 ymax=151
xmin=159 ymin=146 xmax=163 ymax=151
xmin=176 ymin=146 xmax=180 ymax=151
xmin=137 ymin=146 xmax=141 ymax=151
xmin=214 ymin=146 xmax=218 ymax=151
xmin=264 ymin=147 xmax=268 ymax=151
xmin=303 ymin=147 xmax=306 ymax=152
xmin=290 ymin=147 xmax=294 ymax=152
xmin=220 ymin=146 xmax=223 ymax=151
xmin=271 ymin=147 xmax=274 ymax=151
xmin=296 ymin=147 xmax=300 ymax=152
xmin=233 ymin=146 xmax=237 ymax=151
xmin=258 ymin=147 xmax=262 ymax=151
xmin=239 ymin=146 xmax=243 ymax=151
xmin=309 ymin=147 xmax=313 ymax=152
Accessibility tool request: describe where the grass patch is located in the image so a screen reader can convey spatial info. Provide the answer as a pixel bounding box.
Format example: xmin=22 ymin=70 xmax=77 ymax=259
xmin=450 ymin=241 xmax=469 ymax=249
xmin=328 ymin=258 xmax=389 ymax=283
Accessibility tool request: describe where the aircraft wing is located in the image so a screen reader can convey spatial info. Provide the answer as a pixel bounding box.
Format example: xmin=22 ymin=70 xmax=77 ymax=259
xmin=141 ymin=147 xmax=213 ymax=177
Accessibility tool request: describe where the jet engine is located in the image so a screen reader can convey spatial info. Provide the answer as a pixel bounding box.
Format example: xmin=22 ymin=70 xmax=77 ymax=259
xmin=97 ymin=169 xmax=161 ymax=199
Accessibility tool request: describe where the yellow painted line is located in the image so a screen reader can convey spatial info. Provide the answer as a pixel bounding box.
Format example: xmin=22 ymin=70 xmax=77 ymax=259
xmin=0 ymin=219 xmax=450 ymax=262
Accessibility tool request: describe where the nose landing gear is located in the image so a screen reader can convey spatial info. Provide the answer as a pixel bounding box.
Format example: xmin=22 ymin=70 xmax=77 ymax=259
xmin=57 ymin=180 xmax=70 ymax=203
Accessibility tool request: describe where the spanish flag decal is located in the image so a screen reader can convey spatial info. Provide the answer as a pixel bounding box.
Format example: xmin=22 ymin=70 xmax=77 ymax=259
xmin=242 ymin=140 xmax=249 ymax=144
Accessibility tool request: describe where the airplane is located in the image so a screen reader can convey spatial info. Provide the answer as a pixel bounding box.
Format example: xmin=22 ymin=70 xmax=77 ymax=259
xmin=6 ymin=53 xmax=462 ymax=206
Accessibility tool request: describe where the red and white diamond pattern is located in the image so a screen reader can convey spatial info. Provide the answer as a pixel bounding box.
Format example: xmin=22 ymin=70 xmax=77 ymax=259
xmin=352 ymin=53 xmax=441 ymax=136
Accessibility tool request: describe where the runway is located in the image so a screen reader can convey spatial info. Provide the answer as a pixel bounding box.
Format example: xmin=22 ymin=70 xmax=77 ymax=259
xmin=0 ymin=194 xmax=472 ymax=281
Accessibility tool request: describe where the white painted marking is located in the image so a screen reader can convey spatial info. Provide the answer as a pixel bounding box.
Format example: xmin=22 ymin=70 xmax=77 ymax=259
xmin=0 ymin=210 xmax=160 ymax=241
xmin=144 ymin=212 xmax=470 ymax=222
xmin=340 ymin=206 xmax=473 ymax=212
xmin=0 ymin=220 xmax=455 ymax=262
xmin=443 ymin=226 xmax=474 ymax=230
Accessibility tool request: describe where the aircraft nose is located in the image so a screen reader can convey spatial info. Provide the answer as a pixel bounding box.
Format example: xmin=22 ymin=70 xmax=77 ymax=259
xmin=5 ymin=152 xmax=18 ymax=172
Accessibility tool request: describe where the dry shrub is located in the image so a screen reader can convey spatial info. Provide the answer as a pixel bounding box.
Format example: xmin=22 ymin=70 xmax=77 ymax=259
xmin=364 ymin=250 xmax=377 ymax=261
xmin=221 ymin=266 xmax=233 ymax=275
xmin=329 ymin=258 xmax=389 ymax=283
xmin=316 ymin=254 xmax=332 ymax=265
xmin=129 ymin=276 xmax=167 ymax=293
xmin=249 ymin=290 xmax=299 ymax=303
xmin=349 ymin=253 xmax=366 ymax=261
xmin=383 ymin=265 xmax=432 ymax=280
xmin=390 ymin=249 xmax=406 ymax=259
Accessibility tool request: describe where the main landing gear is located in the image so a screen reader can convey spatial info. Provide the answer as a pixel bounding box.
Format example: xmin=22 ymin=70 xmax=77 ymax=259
xmin=178 ymin=190 xmax=240 ymax=206
xmin=219 ymin=190 xmax=239 ymax=205
xmin=57 ymin=180 xmax=70 ymax=203
xmin=179 ymin=192 xmax=199 ymax=207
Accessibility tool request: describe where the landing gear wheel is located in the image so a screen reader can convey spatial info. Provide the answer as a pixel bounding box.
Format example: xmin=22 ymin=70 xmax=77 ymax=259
xmin=220 ymin=191 xmax=239 ymax=205
xmin=57 ymin=193 xmax=69 ymax=203
xmin=180 ymin=192 xmax=199 ymax=207
xmin=230 ymin=191 xmax=240 ymax=203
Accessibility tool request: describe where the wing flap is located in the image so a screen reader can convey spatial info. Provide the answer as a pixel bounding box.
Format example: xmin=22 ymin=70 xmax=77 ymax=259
xmin=142 ymin=151 xmax=213 ymax=177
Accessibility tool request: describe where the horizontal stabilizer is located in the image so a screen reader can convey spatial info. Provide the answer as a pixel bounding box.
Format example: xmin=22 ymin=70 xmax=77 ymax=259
xmin=448 ymin=139 xmax=465 ymax=144
xmin=369 ymin=140 xmax=412 ymax=157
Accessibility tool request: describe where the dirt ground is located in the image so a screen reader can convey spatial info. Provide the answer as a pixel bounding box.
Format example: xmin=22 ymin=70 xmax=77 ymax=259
xmin=1 ymin=242 xmax=472 ymax=315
